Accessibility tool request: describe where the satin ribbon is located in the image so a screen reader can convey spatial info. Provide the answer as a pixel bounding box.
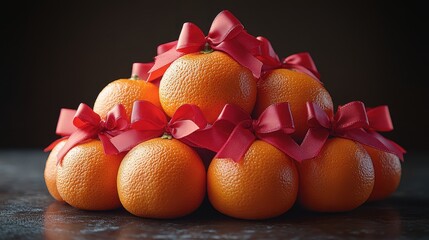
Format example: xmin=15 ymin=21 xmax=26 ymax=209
xmin=44 ymin=103 xmax=129 ymax=164
xmin=110 ymin=100 xmax=209 ymax=152
xmin=256 ymin=36 xmax=321 ymax=83
xmin=208 ymin=103 xmax=303 ymax=162
xmin=147 ymin=10 xmax=262 ymax=80
xmin=300 ymin=101 xmax=405 ymax=161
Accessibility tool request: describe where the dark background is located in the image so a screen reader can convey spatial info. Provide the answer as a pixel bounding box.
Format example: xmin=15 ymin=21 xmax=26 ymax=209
xmin=2 ymin=1 xmax=427 ymax=152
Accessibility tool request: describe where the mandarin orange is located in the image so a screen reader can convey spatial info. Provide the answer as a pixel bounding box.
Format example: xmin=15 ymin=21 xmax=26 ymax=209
xmin=117 ymin=138 xmax=206 ymax=219
xmin=44 ymin=140 xmax=66 ymax=201
xmin=93 ymin=78 xmax=160 ymax=121
xmin=254 ymin=68 xmax=333 ymax=141
xmin=56 ymin=139 xmax=124 ymax=210
xmin=159 ymin=50 xmax=257 ymax=123
xmin=207 ymin=140 xmax=299 ymax=220
xmin=364 ymin=145 xmax=402 ymax=201
xmin=297 ymin=138 xmax=374 ymax=212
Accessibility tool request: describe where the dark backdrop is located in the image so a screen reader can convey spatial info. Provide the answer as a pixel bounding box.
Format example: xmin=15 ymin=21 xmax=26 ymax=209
xmin=2 ymin=1 xmax=428 ymax=151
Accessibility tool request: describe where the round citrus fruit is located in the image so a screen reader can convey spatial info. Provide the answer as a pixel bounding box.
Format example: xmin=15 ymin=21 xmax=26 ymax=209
xmin=364 ymin=145 xmax=401 ymax=201
xmin=117 ymin=138 xmax=206 ymax=219
xmin=297 ymin=138 xmax=374 ymax=212
xmin=56 ymin=139 xmax=124 ymax=210
xmin=254 ymin=68 xmax=333 ymax=141
xmin=44 ymin=140 xmax=66 ymax=201
xmin=207 ymin=140 xmax=299 ymax=220
xmin=93 ymin=78 xmax=161 ymax=120
xmin=159 ymin=50 xmax=257 ymax=123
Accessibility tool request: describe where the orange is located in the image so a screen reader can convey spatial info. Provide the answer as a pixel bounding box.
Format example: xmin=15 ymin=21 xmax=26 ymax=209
xmin=159 ymin=51 xmax=257 ymax=123
xmin=254 ymin=68 xmax=334 ymax=141
xmin=117 ymin=138 xmax=206 ymax=219
xmin=93 ymin=78 xmax=161 ymax=120
xmin=56 ymin=139 xmax=124 ymax=210
xmin=297 ymin=138 xmax=374 ymax=212
xmin=364 ymin=146 xmax=401 ymax=201
xmin=44 ymin=140 xmax=66 ymax=201
xmin=207 ymin=140 xmax=299 ymax=220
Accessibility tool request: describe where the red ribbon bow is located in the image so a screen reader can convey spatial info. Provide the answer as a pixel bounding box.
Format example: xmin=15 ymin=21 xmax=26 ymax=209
xmin=44 ymin=103 xmax=129 ymax=164
xmin=256 ymin=36 xmax=321 ymax=83
xmin=110 ymin=100 xmax=209 ymax=152
xmin=300 ymin=101 xmax=405 ymax=161
xmin=147 ymin=10 xmax=262 ymax=80
xmin=208 ymin=103 xmax=303 ymax=162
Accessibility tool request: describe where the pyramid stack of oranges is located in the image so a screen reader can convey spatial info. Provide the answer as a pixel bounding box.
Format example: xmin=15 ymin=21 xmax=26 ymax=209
xmin=44 ymin=10 xmax=405 ymax=220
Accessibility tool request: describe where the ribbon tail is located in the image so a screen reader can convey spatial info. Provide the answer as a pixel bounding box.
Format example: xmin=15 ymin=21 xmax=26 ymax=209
xmin=44 ymin=136 xmax=69 ymax=152
xmin=259 ymin=132 xmax=304 ymax=162
xmin=110 ymin=129 xmax=163 ymax=153
xmin=56 ymin=127 xmax=98 ymax=165
xmin=99 ymin=133 xmax=119 ymax=155
xmin=147 ymin=49 xmax=186 ymax=81
xmin=299 ymin=128 xmax=330 ymax=161
xmin=213 ymin=42 xmax=262 ymax=78
xmin=215 ymin=126 xmax=256 ymax=162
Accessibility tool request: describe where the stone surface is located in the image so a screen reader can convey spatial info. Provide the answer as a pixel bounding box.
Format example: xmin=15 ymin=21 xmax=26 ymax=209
xmin=1 ymin=150 xmax=428 ymax=239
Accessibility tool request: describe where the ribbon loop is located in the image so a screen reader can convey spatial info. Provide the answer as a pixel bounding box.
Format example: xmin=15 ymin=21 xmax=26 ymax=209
xmin=45 ymin=103 xmax=129 ymax=164
xmin=366 ymin=106 xmax=394 ymax=132
xmin=301 ymin=101 xmax=405 ymax=161
xmin=148 ymin=10 xmax=262 ymax=80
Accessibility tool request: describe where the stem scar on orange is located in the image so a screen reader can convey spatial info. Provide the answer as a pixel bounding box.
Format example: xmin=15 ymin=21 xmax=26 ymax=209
xmin=207 ymin=140 xmax=299 ymax=220
xmin=159 ymin=50 xmax=257 ymax=123
xmin=254 ymin=69 xmax=333 ymax=141
xmin=117 ymin=138 xmax=206 ymax=219
xmin=297 ymin=138 xmax=375 ymax=212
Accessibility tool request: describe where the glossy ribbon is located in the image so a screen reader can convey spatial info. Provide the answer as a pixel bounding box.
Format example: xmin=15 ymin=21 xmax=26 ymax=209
xmin=110 ymin=100 xmax=209 ymax=152
xmin=44 ymin=103 xmax=129 ymax=164
xmin=300 ymin=101 xmax=405 ymax=161
xmin=210 ymin=103 xmax=303 ymax=162
xmin=147 ymin=10 xmax=262 ymax=80
xmin=257 ymin=36 xmax=321 ymax=83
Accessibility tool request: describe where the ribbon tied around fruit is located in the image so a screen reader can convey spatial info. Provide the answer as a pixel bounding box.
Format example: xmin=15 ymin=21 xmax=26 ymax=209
xmin=210 ymin=103 xmax=304 ymax=162
xmin=147 ymin=10 xmax=262 ymax=80
xmin=110 ymin=100 xmax=209 ymax=153
xmin=44 ymin=103 xmax=129 ymax=164
xmin=300 ymin=101 xmax=406 ymax=161
xmin=257 ymin=36 xmax=321 ymax=83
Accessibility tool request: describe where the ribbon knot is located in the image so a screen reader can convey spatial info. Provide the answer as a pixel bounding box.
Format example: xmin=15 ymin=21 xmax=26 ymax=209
xmin=301 ymin=101 xmax=405 ymax=161
xmin=44 ymin=103 xmax=129 ymax=165
xmin=110 ymin=101 xmax=209 ymax=152
xmin=210 ymin=103 xmax=303 ymax=162
xmin=256 ymin=36 xmax=321 ymax=83
xmin=147 ymin=10 xmax=262 ymax=81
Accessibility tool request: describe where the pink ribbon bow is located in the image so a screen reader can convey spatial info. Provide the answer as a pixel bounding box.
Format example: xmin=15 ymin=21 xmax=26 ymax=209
xmin=300 ymin=101 xmax=405 ymax=161
xmin=110 ymin=100 xmax=209 ymax=152
xmin=207 ymin=103 xmax=303 ymax=162
xmin=147 ymin=10 xmax=262 ymax=80
xmin=44 ymin=103 xmax=129 ymax=164
xmin=256 ymin=36 xmax=321 ymax=83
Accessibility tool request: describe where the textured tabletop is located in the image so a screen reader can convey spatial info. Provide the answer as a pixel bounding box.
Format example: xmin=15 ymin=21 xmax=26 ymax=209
xmin=1 ymin=150 xmax=428 ymax=239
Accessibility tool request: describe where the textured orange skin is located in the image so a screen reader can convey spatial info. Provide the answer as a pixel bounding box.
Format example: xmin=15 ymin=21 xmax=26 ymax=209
xmin=298 ymin=138 xmax=375 ymax=212
xmin=93 ymin=79 xmax=161 ymax=121
xmin=208 ymin=140 xmax=299 ymax=220
xmin=117 ymin=138 xmax=206 ymax=219
xmin=254 ymin=69 xmax=334 ymax=141
xmin=159 ymin=51 xmax=257 ymax=123
xmin=44 ymin=140 xmax=66 ymax=201
xmin=56 ymin=140 xmax=124 ymax=210
xmin=364 ymin=146 xmax=402 ymax=201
